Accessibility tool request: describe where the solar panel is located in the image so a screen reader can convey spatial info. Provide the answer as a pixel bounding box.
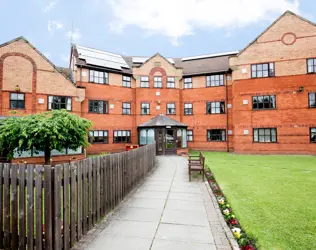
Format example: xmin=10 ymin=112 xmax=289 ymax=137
xmin=76 ymin=45 xmax=130 ymax=70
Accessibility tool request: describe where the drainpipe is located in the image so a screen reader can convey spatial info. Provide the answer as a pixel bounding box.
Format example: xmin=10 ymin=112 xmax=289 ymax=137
xmin=225 ymin=73 xmax=229 ymax=153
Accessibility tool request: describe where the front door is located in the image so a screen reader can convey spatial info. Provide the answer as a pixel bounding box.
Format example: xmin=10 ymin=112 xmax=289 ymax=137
xmin=165 ymin=129 xmax=177 ymax=155
xmin=156 ymin=129 xmax=165 ymax=155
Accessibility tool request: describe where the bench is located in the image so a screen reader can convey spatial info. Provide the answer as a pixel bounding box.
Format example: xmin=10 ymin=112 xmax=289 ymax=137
xmin=188 ymin=152 xmax=205 ymax=181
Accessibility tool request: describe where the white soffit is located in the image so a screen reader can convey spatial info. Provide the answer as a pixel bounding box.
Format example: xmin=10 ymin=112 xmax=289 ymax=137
xmin=182 ymin=51 xmax=239 ymax=61
xmin=76 ymin=45 xmax=130 ymax=70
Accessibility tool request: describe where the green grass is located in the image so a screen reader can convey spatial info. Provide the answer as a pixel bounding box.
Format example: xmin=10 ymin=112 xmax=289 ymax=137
xmin=199 ymin=152 xmax=316 ymax=250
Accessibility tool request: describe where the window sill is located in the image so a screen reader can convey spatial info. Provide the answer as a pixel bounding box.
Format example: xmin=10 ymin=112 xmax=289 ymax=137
xmin=184 ymin=114 xmax=193 ymax=116
xmin=122 ymin=114 xmax=132 ymax=115
xmin=88 ymin=82 xmax=109 ymax=85
xmin=206 ymin=113 xmax=226 ymax=115
xmin=10 ymin=108 xmax=26 ymax=110
xmin=206 ymin=85 xmax=225 ymax=88
xmin=252 ymin=108 xmax=277 ymax=111
xmin=251 ymin=76 xmax=275 ymax=79
xmin=252 ymin=142 xmax=278 ymax=144
xmin=207 ymin=140 xmax=226 ymax=142
xmin=88 ymin=112 xmax=109 ymax=115
xmin=141 ymin=114 xmax=151 ymax=116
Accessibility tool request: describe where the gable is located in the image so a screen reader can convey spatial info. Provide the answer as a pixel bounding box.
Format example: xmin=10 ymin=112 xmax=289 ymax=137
xmin=135 ymin=54 xmax=182 ymax=77
xmin=0 ymin=37 xmax=79 ymax=96
xmin=258 ymin=12 xmax=316 ymax=43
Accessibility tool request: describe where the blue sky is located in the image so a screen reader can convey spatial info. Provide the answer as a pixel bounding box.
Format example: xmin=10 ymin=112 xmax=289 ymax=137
xmin=1 ymin=0 xmax=315 ymax=67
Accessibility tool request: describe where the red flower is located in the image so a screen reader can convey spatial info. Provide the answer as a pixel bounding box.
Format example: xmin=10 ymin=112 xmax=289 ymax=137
xmin=229 ymin=219 xmax=238 ymax=225
xmin=242 ymin=245 xmax=255 ymax=250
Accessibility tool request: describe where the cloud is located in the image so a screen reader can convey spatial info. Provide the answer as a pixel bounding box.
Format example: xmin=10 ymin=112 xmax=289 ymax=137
xmin=44 ymin=1 xmax=58 ymax=12
xmin=66 ymin=28 xmax=82 ymax=42
xmin=107 ymin=0 xmax=300 ymax=46
xmin=48 ymin=20 xmax=63 ymax=32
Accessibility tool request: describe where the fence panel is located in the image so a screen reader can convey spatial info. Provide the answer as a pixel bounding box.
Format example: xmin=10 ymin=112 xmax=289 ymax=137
xmin=0 ymin=144 xmax=156 ymax=249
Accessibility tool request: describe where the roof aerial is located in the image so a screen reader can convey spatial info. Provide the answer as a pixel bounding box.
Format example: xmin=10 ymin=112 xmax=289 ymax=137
xmin=182 ymin=51 xmax=239 ymax=61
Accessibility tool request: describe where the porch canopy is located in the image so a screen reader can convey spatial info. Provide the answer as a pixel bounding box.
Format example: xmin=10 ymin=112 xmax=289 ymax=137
xmin=138 ymin=114 xmax=188 ymax=155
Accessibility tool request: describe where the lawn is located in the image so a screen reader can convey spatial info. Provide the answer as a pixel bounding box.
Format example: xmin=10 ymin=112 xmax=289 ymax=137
xmin=200 ymin=152 xmax=316 ymax=250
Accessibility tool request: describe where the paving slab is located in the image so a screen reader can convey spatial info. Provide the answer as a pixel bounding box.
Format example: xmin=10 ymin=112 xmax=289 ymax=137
xmin=151 ymin=239 xmax=217 ymax=250
xmin=87 ymin=235 xmax=152 ymax=250
xmin=101 ymin=220 xmax=158 ymax=239
xmin=113 ymin=207 xmax=163 ymax=222
xmin=155 ymin=223 xmax=215 ymax=244
xmin=78 ymin=156 xmax=233 ymax=250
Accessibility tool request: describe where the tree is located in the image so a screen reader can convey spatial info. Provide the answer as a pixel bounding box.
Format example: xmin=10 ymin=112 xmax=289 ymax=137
xmin=0 ymin=110 xmax=92 ymax=164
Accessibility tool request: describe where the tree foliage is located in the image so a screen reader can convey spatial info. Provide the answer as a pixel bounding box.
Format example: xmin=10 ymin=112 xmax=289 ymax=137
xmin=0 ymin=110 xmax=92 ymax=164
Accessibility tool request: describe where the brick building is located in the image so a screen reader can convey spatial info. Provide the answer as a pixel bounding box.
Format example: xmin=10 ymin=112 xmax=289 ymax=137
xmin=0 ymin=37 xmax=86 ymax=163
xmin=1 ymin=10 xmax=316 ymax=158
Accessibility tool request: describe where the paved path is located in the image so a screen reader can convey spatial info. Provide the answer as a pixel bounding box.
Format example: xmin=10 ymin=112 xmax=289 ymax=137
xmin=81 ymin=156 xmax=234 ymax=250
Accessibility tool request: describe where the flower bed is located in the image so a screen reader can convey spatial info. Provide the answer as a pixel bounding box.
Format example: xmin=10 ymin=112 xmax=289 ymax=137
xmin=205 ymin=169 xmax=257 ymax=250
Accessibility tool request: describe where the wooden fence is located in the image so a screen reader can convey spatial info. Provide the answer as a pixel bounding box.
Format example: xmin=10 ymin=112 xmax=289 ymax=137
xmin=0 ymin=144 xmax=156 ymax=250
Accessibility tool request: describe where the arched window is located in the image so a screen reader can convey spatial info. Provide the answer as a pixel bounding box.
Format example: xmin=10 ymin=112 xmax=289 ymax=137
xmin=147 ymin=129 xmax=155 ymax=144
xmin=139 ymin=129 xmax=156 ymax=145
xmin=140 ymin=129 xmax=147 ymax=145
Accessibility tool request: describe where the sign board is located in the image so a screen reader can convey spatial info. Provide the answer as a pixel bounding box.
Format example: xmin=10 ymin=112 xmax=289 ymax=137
xmin=38 ymin=98 xmax=45 ymax=104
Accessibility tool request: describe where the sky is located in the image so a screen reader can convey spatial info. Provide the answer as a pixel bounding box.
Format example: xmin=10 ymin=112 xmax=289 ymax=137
xmin=1 ymin=0 xmax=316 ymax=67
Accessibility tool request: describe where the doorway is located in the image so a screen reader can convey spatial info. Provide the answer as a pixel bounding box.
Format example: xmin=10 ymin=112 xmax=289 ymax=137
xmin=165 ymin=129 xmax=177 ymax=155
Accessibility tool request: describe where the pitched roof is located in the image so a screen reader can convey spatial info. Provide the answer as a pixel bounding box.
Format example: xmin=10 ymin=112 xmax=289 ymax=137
xmin=138 ymin=114 xmax=187 ymax=127
xmin=238 ymin=10 xmax=316 ymax=56
xmin=0 ymin=36 xmax=74 ymax=83
xmin=72 ymin=43 xmax=238 ymax=75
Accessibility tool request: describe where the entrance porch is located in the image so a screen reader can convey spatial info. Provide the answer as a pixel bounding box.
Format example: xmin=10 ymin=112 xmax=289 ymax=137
xmin=138 ymin=114 xmax=188 ymax=155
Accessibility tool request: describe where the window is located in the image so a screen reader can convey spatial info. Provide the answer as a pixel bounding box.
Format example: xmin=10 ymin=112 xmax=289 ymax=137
xmin=251 ymin=63 xmax=275 ymax=78
xmin=122 ymin=76 xmax=131 ymax=87
xmin=311 ymin=128 xmax=316 ymax=143
xmin=89 ymin=130 xmax=108 ymax=144
xmin=307 ymin=59 xmax=316 ymax=73
xmin=184 ymin=78 xmax=192 ymax=89
xmin=122 ymin=102 xmax=131 ymax=115
xmin=88 ymin=100 xmax=108 ymax=114
xmin=206 ymin=74 xmax=224 ymax=87
xmin=89 ymin=70 xmax=109 ymax=84
xmin=154 ymin=76 xmax=162 ymax=88
xmin=207 ymin=130 xmax=226 ymax=142
xmin=167 ymin=77 xmax=175 ymax=88
xmin=184 ymin=103 xmax=193 ymax=115
xmin=176 ymin=129 xmax=187 ymax=148
xmin=253 ymin=128 xmax=277 ymax=143
xmin=187 ymin=130 xmax=193 ymax=142
xmin=10 ymin=93 xmax=25 ymax=109
xmin=140 ymin=76 xmax=149 ymax=88
xmin=252 ymin=95 xmax=276 ymax=110
xmin=141 ymin=103 xmax=150 ymax=115
xmin=167 ymin=103 xmax=176 ymax=114
xmin=114 ymin=130 xmax=131 ymax=143
xmin=309 ymin=92 xmax=316 ymax=108
xmin=206 ymin=102 xmax=225 ymax=114
xmin=48 ymin=96 xmax=72 ymax=111
xmin=139 ymin=129 xmax=155 ymax=145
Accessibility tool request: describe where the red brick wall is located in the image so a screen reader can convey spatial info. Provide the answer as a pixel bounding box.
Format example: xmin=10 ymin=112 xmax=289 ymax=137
xmin=232 ymin=74 xmax=316 ymax=154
